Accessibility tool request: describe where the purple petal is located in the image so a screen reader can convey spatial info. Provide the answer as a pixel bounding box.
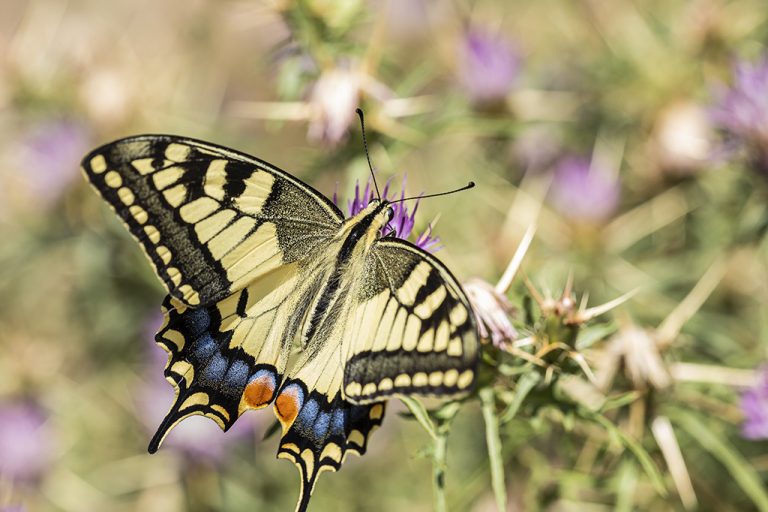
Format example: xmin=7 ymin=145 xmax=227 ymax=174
xmin=0 ymin=401 xmax=52 ymax=483
xmin=458 ymin=28 xmax=520 ymax=103
xmin=549 ymin=155 xmax=621 ymax=222
xmin=338 ymin=179 xmax=441 ymax=252
xmin=711 ymin=55 xmax=768 ymax=146
xmin=741 ymin=367 xmax=768 ymax=440
xmin=19 ymin=119 xmax=90 ymax=205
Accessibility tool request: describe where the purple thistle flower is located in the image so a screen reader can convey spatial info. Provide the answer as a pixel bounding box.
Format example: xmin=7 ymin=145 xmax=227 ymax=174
xmin=741 ymin=367 xmax=768 ymax=440
xmin=19 ymin=119 xmax=90 ymax=204
xmin=549 ymin=155 xmax=621 ymax=223
xmin=0 ymin=400 xmax=53 ymax=484
xmin=711 ymin=55 xmax=768 ymax=174
xmin=458 ymin=28 xmax=520 ymax=104
xmin=335 ymin=178 xmax=440 ymax=252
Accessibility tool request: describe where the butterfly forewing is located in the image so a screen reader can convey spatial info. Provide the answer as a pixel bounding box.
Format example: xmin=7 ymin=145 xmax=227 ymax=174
xmin=81 ymin=135 xmax=343 ymax=307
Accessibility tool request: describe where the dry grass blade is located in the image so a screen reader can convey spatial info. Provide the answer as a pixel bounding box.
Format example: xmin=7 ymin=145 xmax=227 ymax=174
xmin=652 ymin=415 xmax=698 ymax=510
xmin=657 ymin=258 xmax=727 ymax=346
xmin=496 ymin=223 xmax=536 ymax=295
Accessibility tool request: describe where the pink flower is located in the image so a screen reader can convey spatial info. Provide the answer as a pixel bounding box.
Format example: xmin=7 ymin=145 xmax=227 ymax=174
xmin=549 ymin=155 xmax=620 ymax=222
xmin=307 ymin=67 xmax=361 ymax=146
xmin=741 ymin=366 xmax=768 ymax=440
xmin=0 ymin=401 xmax=53 ymax=483
xmin=458 ymin=28 xmax=520 ymax=104
xmin=19 ymin=119 xmax=90 ymax=204
xmin=711 ymin=54 xmax=768 ymax=175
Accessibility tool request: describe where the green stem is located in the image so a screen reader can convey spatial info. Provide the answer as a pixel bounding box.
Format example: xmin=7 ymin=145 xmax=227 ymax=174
xmin=433 ymin=429 xmax=449 ymax=512
xmin=480 ymin=387 xmax=507 ymax=512
xmin=432 ymin=402 xmax=460 ymax=512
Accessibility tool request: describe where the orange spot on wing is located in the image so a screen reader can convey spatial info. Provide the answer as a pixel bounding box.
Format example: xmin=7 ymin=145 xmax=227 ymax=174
xmin=244 ymin=376 xmax=276 ymax=409
xmin=275 ymin=386 xmax=302 ymax=426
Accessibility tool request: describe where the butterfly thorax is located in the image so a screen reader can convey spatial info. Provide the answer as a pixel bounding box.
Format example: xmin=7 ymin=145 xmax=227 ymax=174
xmin=299 ymin=200 xmax=392 ymax=348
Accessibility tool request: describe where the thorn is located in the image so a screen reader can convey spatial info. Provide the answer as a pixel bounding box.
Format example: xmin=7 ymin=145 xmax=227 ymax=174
xmin=569 ymin=351 xmax=598 ymax=385
xmin=523 ymin=275 xmax=546 ymax=308
xmin=512 ymin=336 xmax=536 ymax=349
xmin=507 ymin=347 xmax=548 ymax=367
xmin=544 ymin=366 xmax=556 ymax=385
xmin=579 ymin=291 xmax=590 ymax=314
xmin=571 ymin=288 xmax=638 ymax=324
xmin=561 ymin=270 xmax=574 ymax=301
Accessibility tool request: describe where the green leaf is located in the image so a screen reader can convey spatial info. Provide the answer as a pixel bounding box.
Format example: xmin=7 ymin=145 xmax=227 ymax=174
xmin=582 ymin=409 xmax=668 ymax=496
xmin=480 ymin=387 xmax=508 ymax=512
xmin=575 ymin=321 xmax=618 ymax=350
xmin=601 ymin=391 xmax=642 ymax=412
xmin=672 ymin=410 xmax=768 ymax=512
xmin=500 ymin=371 xmax=540 ymax=424
xmin=398 ymin=395 xmax=437 ymax=440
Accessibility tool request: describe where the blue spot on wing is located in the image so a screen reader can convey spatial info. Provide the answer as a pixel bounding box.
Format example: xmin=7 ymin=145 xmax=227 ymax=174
xmin=330 ymin=408 xmax=346 ymax=437
xmin=297 ymin=398 xmax=320 ymax=425
xmin=222 ymin=359 xmax=250 ymax=397
xmin=201 ymin=354 xmax=227 ymax=386
xmin=191 ymin=333 xmax=216 ymax=361
xmin=184 ymin=308 xmax=210 ymax=336
xmin=313 ymin=411 xmax=331 ymax=440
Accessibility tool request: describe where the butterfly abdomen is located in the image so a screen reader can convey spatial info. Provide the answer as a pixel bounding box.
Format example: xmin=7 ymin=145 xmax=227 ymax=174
xmin=300 ymin=201 xmax=389 ymax=347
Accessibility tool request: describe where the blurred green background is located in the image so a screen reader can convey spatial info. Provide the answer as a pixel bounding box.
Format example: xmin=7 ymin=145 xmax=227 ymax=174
xmin=1 ymin=1 xmax=768 ymax=511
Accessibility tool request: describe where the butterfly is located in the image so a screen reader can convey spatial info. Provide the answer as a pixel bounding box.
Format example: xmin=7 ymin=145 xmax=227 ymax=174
xmin=81 ymin=132 xmax=479 ymax=511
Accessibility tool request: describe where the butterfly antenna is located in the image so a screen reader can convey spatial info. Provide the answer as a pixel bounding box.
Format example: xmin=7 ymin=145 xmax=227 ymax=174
xmin=391 ymin=181 xmax=476 ymax=204
xmin=356 ymin=108 xmax=381 ymax=200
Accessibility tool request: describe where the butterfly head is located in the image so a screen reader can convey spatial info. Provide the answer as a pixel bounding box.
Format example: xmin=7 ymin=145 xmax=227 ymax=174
xmin=342 ymin=198 xmax=395 ymax=244
xmin=358 ymin=198 xmax=393 ymax=224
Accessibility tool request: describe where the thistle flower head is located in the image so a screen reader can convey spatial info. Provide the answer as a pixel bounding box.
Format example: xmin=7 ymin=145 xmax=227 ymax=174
xmin=711 ymin=55 xmax=768 ymax=145
xmin=711 ymin=55 xmax=768 ymax=174
xmin=741 ymin=366 xmax=768 ymax=440
xmin=549 ymin=155 xmax=621 ymax=223
xmin=308 ymin=65 xmax=361 ymax=146
xmin=19 ymin=118 xmax=90 ymax=204
xmin=653 ymin=101 xmax=713 ymax=175
xmin=458 ymin=27 xmax=520 ymax=105
xmin=0 ymin=400 xmax=53 ymax=484
xmin=597 ymin=325 xmax=671 ymax=391
xmin=334 ymin=178 xmax=440 ymax=252
xmin=464 ymin=278 xmax=517 ymax=348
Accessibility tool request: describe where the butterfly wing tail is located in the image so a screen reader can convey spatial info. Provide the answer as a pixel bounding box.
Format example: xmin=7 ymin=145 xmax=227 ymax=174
xmin=273 ymin=379 xmax=386 ymax=512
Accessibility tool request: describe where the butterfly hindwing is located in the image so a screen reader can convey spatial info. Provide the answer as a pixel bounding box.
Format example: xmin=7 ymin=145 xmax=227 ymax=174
xmin=150 ymin=258 xmax=314 ymax=452
xmin=342 ymin=238 xmax=479 ymax=404
xmin=81 ymin=135 xmax=343 ymax=307
xmin=275 ymin=380 xmax=385 ymax=511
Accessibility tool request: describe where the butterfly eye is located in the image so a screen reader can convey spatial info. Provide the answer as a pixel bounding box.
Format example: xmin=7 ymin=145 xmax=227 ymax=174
xmin=386 ymin=207 xmax=395 ymax=221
